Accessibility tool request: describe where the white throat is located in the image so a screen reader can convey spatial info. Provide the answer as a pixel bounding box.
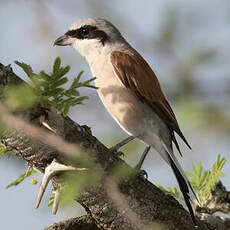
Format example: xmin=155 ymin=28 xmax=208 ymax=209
xmin=72 ymin=39 xmax=106 ymax=65
xmin=72 ymin=38 xmax=129 ymax=65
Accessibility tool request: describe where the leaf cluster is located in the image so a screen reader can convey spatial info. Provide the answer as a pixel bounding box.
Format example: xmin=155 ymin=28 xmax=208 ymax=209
xmin=155 ymin=154 xmax=226 ymax=207
xmin=187 ymin=154 xmax=226 ymax=206
xmin=155 ymin=183 xmax=183 ymax=200
xmin=15 ymin=57 xmax=97 ymax=116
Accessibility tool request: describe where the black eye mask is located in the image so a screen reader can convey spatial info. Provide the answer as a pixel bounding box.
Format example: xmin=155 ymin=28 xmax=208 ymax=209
xmin=65 ymin=25 xmax=109 ymax=45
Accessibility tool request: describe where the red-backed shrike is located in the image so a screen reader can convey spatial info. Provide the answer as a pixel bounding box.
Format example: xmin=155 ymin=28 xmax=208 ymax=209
xmin=37 ymin=18 xmax=197 ymax=225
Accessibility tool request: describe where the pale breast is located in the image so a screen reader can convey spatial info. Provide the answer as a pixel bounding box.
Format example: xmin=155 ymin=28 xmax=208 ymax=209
xmin=90 ymin=54 xmax=146 ymax=136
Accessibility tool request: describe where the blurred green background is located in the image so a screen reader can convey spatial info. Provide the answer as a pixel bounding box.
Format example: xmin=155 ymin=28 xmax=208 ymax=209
xmin=0 ymin=1 xmax=229 ymax=229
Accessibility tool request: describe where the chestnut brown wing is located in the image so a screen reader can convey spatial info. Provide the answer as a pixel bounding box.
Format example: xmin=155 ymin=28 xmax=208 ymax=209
xmin=110 ymin=50 xmax=191 ymax=152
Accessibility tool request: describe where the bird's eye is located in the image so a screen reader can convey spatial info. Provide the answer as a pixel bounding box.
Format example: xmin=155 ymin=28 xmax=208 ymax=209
xmin=78 ymin=25 xmax=98 ymax=38
xmin=81 ymin=28 xmax=89 ymax=35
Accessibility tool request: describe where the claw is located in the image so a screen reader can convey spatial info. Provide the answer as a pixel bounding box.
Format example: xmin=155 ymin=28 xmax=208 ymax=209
xmin=138 ymin=169 xmax=148 ymax=179
xmin=35 ymin=159 xmax=87 ymax=213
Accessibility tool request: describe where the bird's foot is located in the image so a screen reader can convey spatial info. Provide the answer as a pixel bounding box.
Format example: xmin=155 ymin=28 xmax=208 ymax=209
xmin=134 ymin=167 xmax=148 ymax=179
xmin=139 ymin=169 xmax=148 ymax=179
xmin=109 ymin=136 xmax=135 ymax=156
xmin=133 ymin=146 xmax=151 ymax=179
xmin=35 ymin=159 xmax=87 ymax=214
xmin=109 ymin=149 xmax=124 ymax=157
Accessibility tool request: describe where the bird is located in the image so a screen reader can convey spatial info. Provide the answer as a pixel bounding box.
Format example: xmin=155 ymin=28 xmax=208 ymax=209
xmin=53 ymin=18 xmax=197 ymax=225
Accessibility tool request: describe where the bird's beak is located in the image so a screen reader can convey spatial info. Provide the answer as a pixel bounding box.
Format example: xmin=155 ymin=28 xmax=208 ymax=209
xmin=53 ymin=34 xmax=72 ymax=46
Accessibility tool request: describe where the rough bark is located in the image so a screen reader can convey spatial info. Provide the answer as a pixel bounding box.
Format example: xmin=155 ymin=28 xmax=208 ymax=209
xmin=44 ymin=214 xmax=100 ymax=230
xmin=0 ymin=63 xmax=228 ymax=230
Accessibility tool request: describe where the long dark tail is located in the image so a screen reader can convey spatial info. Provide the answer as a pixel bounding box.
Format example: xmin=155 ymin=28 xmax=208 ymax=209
xmin=169 ymin=157 xmax=197 ymax=226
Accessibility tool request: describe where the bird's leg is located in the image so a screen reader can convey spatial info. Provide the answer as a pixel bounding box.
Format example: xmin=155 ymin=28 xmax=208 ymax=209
xmin=135 ymin=146 xmax=151 ymax=178
xmin=135 ymin=145 xmax=151 ymax=169
xmin=109 ymin=136 xmax=135 ymax=155
xmin=35 ymin=159 xmax=87 ymax=213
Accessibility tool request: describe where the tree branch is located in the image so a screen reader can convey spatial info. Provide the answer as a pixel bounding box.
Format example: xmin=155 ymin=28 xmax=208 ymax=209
xmin=44 ymin=214 xmax=100 ymax=230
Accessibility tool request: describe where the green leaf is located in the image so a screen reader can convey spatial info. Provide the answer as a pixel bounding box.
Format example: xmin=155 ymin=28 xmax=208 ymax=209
xmin=55 ymin=102 xmax=64 ymax=111
xmin=69 ymin=96 xmax=88 ymax=106
xmin=39 ymin=70 xmax=50 ymax=82
xmin=55 ymin=66 xmax=71 ymax=80
xmin=155 ymin=184 xmax=183 ymax=200
xmin=71 ymin=89 xmax=80 ymax=96
xmin=63 ymin=104 xmax=70 ymax=117
xmin=6 ymin=170 xmax=37 ymax=188
xmin=200 ymin=171 xmax=208 ymax=187
xmin=48 ymin=195 xmax=54 ymax=207
xmin=53 ymin=77 xmax=68 ymax=88
xmin=64 ymin=89 xmax=80 ymax=97
xmin=64 ymin=89 xmax=73 ymax=97
xmin=15 ymin=61 xmax=34 ymax=78
xmin=83 ymin=84 xmax=98 ymax=89
xmin=71 ymin=71 xmax=84 ymax=88
xmin=53 ymin=57 xmax=61 ymax=73
xmin=0 ymin=145 xmax=8 ymax=155
xmin=30 ymin=74 xmax=44 ymax=87
xmin=51 ymin=88 xmax=65 ymax=96
xmin=192 ymin=163 xmax=198 ymax=175
xmin=83 ymin=77 xmax=96 ymax=85
xmin=31 ymin=178 xmax=37 ymax=185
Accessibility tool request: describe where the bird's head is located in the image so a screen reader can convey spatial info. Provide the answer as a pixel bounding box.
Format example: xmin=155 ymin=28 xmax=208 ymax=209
xmin=54 ymin=18 xmax=126 ymax=58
